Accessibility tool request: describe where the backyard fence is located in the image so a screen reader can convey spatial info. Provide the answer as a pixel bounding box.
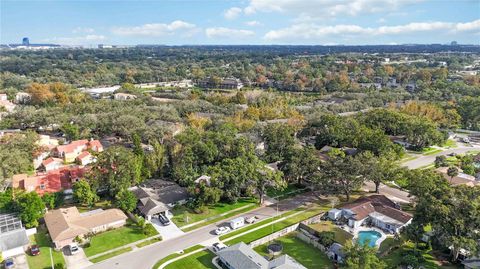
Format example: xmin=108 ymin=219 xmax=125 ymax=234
xmin=296 ymin=231 xmax=326 ymax=252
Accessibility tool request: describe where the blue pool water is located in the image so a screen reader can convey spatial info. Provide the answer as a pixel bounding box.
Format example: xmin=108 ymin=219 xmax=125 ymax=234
xmin=357 ymin=231 xmax=382 ymax=247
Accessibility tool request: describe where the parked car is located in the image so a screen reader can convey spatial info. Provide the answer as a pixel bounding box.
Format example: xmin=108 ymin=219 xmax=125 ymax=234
xmin=212 ymin=242 xmax=227 ymax=252
xmin=30 ymin=244 xmax=40 ymax=256
xmin=69 ymin=243 xmax=80 ymax=255
xmin=245 ymin=216 xmax=258 ymax=224
xmin=4 ymin=258 xmax=14 ymax=269
xmin=214 ymin=226 xmax=231 ymax=235
xmin=158 ymin=214 xmax=170 ymax=226
xmin=229 ymin=217 xmax=245 ymax=229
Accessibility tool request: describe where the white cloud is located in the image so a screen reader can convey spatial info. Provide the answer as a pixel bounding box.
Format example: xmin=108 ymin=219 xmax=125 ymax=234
xmin=242 ymin=0 xmax=422 ymax=18
xmin=377 ymin=18 xmax=386 ymax=24
xmin=112 ymin=20 xmax=197 ymax=36
xmin=224 ymin=7 xmax=242 ymax=20
xmin=43 ymin=35 xmax=106 ymax=45
xmin=245 ymin=20 xmax=262 ymax=26
xmin=455 ymin=19 xmax=480 ymax=31
xmin=72 ymin=27 xmax=95 ymax=34
xmin=205 ymin=27 xmax=255 ymax=39
xmin=264 ymin=20 xmax=480 ymax=41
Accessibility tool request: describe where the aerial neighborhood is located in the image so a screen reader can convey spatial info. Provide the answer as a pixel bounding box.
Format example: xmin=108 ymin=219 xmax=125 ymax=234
xmin=1 ymin=8 xmax=480 ymax=268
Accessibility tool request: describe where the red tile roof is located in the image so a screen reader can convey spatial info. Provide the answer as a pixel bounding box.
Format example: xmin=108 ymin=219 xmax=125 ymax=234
xmin=55 ymin=140 xmax=89 ymax=154
xmin=76 ymin=151 xmax=91 ymax=160
xmin=88 ymin=140 xmax=103 ymax=151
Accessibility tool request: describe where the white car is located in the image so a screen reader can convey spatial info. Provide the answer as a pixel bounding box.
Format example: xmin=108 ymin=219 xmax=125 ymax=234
xmin=212 ymin=242 xmax=227 ymax=252
xmin=214 ymin=226 xmax=231 ymax=235
xmin=245 ymin=216 xmax=258 ymax=224
xmin=69 ymin=243 xmax=80 ymax=255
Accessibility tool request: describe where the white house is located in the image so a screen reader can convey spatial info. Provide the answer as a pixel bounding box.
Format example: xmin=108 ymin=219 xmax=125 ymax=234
xmin=0 ymin=214 xmax=30 ymax=258
xmin=334 ymin=195 xmax=412 ymax=234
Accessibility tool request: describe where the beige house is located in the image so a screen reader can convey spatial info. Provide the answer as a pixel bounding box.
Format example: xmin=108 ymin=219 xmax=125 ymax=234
xmin=44 ymin=207 xmax=127 ymax=249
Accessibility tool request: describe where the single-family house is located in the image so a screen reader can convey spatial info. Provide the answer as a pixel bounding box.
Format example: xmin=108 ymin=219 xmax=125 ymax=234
xmin=216 ymin=242 xmax=307 ymax=269
xmin=41 ymin=157 xmax=64 ymax=172
xmin=436 ymin=167 xmax=478 ymax=186
xmin=330 ymin=195 xmax=412 ymax=234
xmin=76 ymin=151 xmax=94 ymax=166
xmin=131 ymin=180 xmax=189 ymax=221
xmin=44 ymin=207 xmax=127 ymax=249
xmin=0 ymin=213 xmax=30 ymax=258
xmin=113 ymin=93 xmax=137 ymax=100
xmin=15 ymin=92 xmax=31 ymax=104
xmin=12 ymin=166 xmax=86 ymax=196
xmin=53 ymin=139 xmax=103 ymax=163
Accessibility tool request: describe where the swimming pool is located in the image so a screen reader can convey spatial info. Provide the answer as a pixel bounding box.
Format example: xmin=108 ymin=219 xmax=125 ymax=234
xmin=357 ymin=230 xmax=382 ymax=247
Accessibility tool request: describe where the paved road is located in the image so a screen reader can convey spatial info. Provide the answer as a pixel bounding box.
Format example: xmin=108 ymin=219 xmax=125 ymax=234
xmin=363 ymin=181 xmax=412 ymax=204
xmin=402 ymin=145 xmax=480 ymax=169
xmin=86 ymin=193 xmax=319 ymax=269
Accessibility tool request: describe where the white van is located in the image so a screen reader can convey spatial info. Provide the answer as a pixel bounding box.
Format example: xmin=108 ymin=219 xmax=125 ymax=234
xmin=229 ymin=217 xmax=245 ymax=230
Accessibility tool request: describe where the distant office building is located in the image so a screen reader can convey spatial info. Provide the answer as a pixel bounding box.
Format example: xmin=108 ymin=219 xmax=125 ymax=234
xmin=22 ymin=37 xmax=29 ymax=46
xmin=451 ymin=41 xmax=458 ymax=46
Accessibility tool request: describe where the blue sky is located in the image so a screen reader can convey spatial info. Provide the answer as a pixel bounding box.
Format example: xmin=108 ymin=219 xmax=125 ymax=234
xmin=1 ymin=0 xmax=479 ymax=45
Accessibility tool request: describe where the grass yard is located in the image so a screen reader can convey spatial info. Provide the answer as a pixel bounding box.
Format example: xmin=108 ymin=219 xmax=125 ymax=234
xmin=26 ymin=227 xmax=66 ymax=269
xmin=382 ymin=242 xmax=460 ymax=269
xmin=136 ymin=237 xmax=162 ymax=248
xmin=153 ymin=245 xmax=204 ymax=269
xmin=164 ymin=250 xmax=216 ymax=269
xmin=266 ymin=184 xmax=308 ymax=200
xmin=182 ymin=204 xmax=258 ymax=232
xmin=423 ymin=149 xmax=444 ymax=156
xmin=171 ymin=198 xmax=257 ymax=228
xmin=442 ymin=139 xmax=458 ymax=148
xmin=76 ymin=199 xmax=112 ymax=213
xmin=83 ymin=223 xmax=158 ymax=257
xmin=225 ymin=204 xmax=329 ymax=245
xmin=308 ymin=221 xmax=354 ymax=245
xmin=90 ymin=247 xmax=132 ymax=263
xmin=254 ymin=233 xmax=333 ymax=269
xmin=220 ymin=208 xmax=303 ymax=241
xmin=378 ymin=237 xmax=400 ymax=254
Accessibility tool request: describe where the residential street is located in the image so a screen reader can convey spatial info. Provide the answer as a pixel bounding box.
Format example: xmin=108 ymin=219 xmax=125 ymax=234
xmin=363 ymin=181 xmax=412 ymax=204
xmin=85 ymin=193 xmax=319 ymax=269
xmin=402 ymin=144 xmax=480 ymax=169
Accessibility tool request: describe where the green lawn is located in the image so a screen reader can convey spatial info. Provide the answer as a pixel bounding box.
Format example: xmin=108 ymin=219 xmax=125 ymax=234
xmin=153 ymin=245 xmax=204 ymax=269
xmin=182 ymin=204 xmax=258 ymax=232
xmin=136 ymin=237 xmax=162 ymax=248
xmin=442 ymin=139 xmax=458 ymax=148
xmin=26 ymin=227 xmax=66 ymax=269
xmin=254 ymin=233 xmax=333 ymax=269
xmin=378 ymin=237 xmax=400 ymax=254
xmin=164 ymin=250 xmax=216 ymax=269
xmin=76 ymin=199 xmax=112 ymax=213
xmin=171 ymin=198 xmax=257 ymax=228
xmin=90 ymin=247 xmax=132 ymax=263
xmin=308 ymin=221 xmax=354 ymax=245
xmin=423 ymin=149 xmax=443 ymax=156
xmin=83 ymin=223 xmax=158 ymax=257
xmin=266 ymin=184 xmax=308 ymax=200
xmin=220 ymin=208 xmax=303 ymax=241
xmin=225 ymin=205 xmax=329 ymax=245
xmin=382 ymin=242 xmax=459 ymax=269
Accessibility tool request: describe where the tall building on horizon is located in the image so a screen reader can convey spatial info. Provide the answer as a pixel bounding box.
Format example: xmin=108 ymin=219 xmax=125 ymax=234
xmin=22 ymin=37 xmax=29 ymax=46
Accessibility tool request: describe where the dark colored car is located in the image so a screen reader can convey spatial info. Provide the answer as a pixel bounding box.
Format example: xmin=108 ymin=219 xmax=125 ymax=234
xmin=31 ymin=244 xmax=40 ymax=256
xmin=158 ymin=214 xmax=170 ymax=226
xmin=4 ymin=258 xmax=14 ymax=269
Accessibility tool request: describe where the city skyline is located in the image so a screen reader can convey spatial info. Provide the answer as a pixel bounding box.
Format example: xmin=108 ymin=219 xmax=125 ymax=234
xmin=1 ymin=0 xmax=480 ymax=46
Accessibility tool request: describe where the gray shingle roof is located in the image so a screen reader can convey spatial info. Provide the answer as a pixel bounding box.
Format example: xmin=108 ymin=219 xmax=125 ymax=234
xmin=217 ymin=242 xmax=269 ymax=269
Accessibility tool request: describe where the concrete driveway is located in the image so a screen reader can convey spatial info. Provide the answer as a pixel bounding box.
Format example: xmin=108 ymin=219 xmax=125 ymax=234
xmin=151 ymin=218 xmax=185 ymax=241
xmin=63 ymin=246 xmax=92 ymax=269
xmin=10 ymin=254 xmax=29 ymax=269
